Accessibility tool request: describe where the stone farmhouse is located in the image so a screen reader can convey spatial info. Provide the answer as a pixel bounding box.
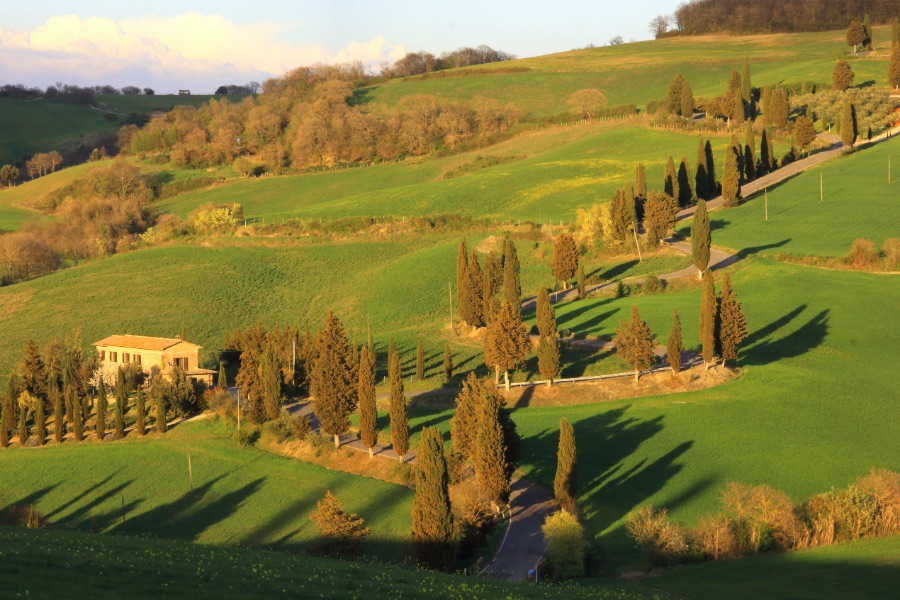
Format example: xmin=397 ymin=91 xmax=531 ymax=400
xmin=92 ymin=334 xmax=216 ymax=386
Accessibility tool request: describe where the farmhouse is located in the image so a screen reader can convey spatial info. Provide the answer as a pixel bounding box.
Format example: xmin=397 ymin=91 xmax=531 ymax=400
xmin=92 ymin=334 xmax=216 ymax=386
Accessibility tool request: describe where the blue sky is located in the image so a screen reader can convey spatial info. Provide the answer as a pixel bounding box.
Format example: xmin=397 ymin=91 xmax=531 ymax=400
xmin=0 ymin=0 xmax=680 ymax=92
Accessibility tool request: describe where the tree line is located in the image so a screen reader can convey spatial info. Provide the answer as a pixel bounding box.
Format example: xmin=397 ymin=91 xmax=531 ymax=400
xmin=659 ymin=0 xmax=900 ymax=37
xmin=379 ymin=45 xmax=516 ymax=79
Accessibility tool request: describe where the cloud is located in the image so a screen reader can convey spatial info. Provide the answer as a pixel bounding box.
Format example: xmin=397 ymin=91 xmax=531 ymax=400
xmin=0 ymin=13 xmax=404 ymax=93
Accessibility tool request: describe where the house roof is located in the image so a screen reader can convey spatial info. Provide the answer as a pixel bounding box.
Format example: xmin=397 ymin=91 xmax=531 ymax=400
xmin=92 ymin=334 xmax=202 ymax=352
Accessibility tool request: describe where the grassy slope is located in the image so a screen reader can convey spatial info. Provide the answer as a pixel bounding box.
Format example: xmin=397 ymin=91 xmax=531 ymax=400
xmin=0 ymin=419 xmax=414 ymax=561
xmin=0 ymin=528 xmax=659 ymax=600
xmin=363 ymin=26 xmax=893 ymax=116
xmin=685 ymin=136 xmax=900 ymax=257
xmin=647 ymin=535 xmax=900 ymax=600
xmin=161 ymin=124 xmax=758 ymax=223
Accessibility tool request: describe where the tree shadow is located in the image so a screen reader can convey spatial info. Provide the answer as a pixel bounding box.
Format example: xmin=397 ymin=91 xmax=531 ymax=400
xmin=601 ymin=260 xmax=639 ymax=281
xmin=559 ymin=346 xmax=615 ymax=378
xmin=556 ymin=297 xmax=614 ymax=329
xmin=742 ymin=309 xmax=830 ymax=366
xmin=737 ymin=238 xmax=791 ymax=259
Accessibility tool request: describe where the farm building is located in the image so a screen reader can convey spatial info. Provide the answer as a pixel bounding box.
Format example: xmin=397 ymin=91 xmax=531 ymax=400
xmin=92 ymin=334 xmax=216 ymax=386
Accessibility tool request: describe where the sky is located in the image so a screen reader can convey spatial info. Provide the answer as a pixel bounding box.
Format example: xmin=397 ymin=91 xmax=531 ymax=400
xmin=0 ymin=0 xmax=680 ymax=94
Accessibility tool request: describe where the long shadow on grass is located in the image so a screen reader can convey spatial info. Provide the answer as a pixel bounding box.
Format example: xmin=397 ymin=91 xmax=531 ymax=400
xmin=742 ymin=309 xmax=829 ymax=366
xmin=556 ymin=298 xmax=615 ymax=329
xmin=737 ymin=238 xmax=791 ymax=259
xmin=601 ymin=260 xmax=639 ymax=281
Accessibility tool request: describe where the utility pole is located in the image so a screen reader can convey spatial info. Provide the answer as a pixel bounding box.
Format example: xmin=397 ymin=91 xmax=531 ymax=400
xmin=765 ymin=188 xmax=768 ymax=221
xmin=631 ymin=224 xmax=643 ymax=263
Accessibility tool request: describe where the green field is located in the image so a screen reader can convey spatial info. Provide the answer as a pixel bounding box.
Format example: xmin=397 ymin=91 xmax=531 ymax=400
xmin=0 ymin=527 xmax=659 ymax=600
xmin=161 ymin=124 xmax=752 ymax=223
xmin=686 ymin=137 xmax=900 ymax=258
xmin=363 ymin=27 xmax=893 ymax=117
xmin=0 ymin=419 xmax=414 ymax=561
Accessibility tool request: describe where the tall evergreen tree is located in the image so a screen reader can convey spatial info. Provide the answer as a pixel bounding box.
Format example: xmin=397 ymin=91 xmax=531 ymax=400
xmin=154 ymin=383 xmax=166 ymax=434
xmin=412 ymin=426 xmax=455 ymax=571
xmin=450 ymin=373 xmax=481 ymax=459
xmin=644 ymin=192 xmax=678 ymax=247
xmin=0 ymin=401 xmax=9 ymax=448
xmin=34 ymin=394 xmax=45 ymax=446
xmin=833 ymin=60 xmax=855 ymax=91
xmin=841 ymin=101 xmax=858 ymax=148
xmin=482 ymin=268 xmax=499 ymax=326
xmin=635 ymin=162 xmax=647 ymax=201
xmin=443 ymin=344 xmax=453 ymax=382
xmin=576 ymin=263 xmax=586 ymax=299
xmin=863 ymin=12 xmax=873 ymax=51
xmin=664 ymin=74 xmax=687 ymax=115
xmin=695 ymin=137 xmax=709 ymax=201
xmin=456 ymin=239 xmax=471 ymax=325
xmin=388 ymin=347 xmax=409 ymax=459
xmin=72 ymin=388 xmax=84 ymax=441
xmin=762 ymin=128 xmax=776 ymax=173
xmin=311 ymin=311 xmax=358 ymax=447
xmin=722 ymin=144 xmax=741 ymax=207
xmin=18 ymin=403 xmax=27 ymax=445
xmin=484 ymin=300 xmax=531 ymax=390
xmin=664 ymin=155 xmax=678 ymax=200
xmin=260 ymin=340 xmax=282 ymax=422
xmin=732 ymin=88 xmax=745 ymax=123
xmin=667 ymin=308 xmax=683 ymax=374
xmin=677 ymin=156 xmax=693 ymax=207
xmin=114 ymin=367 xmax=126 ymax=440
xmin=609 ymin=188 xmax=632 ymax=245
xmin=741 ymin=56 xmax=752 ymax=107
xmin=691 ymin=200 xmax=711 ymax=275
xmin=50 ymin=374 xmax=62 ymax=444
xmin=704 ymin=140 xmax=717 ymax=195
xmin=890 ymin=45 xmax=900 ymax=89
xmin=416 ymin=337 xmax=425 ymax=381
xmin=743 ymin=124 xmax=756 ymax=182
xmin=551 ymin=232 xmax=579 ymax=289
xmin=5 ymin=375 xmax=19 ymax=433
xmin=553 ymin=418 xmax=577 ymax=513
xmin=473 ymin=387 xmax=510 ymax=506
xmin=700 ymin=269 xmax=717 ymax=370
xmin=537 ymin=336 xmax=560 ymax=387
xmin=95 ymin=377 xmax=108 ymax=441
xmin=134 ymin=388 xmax=146 ymax=437
xmin=893 ymin=17 xmax=900 ymax=49
xmin=357 ymin=345 xmax=378 ymax=458
xmin=680 ymin=79 xmax=694 ymax=117
xmin=20 ymin=340 xmax=45 ymax=398
xmin=502 ymin=237 xmax=521 ymax=315
xmin=614 ymin=306 xmax=657 ymax=382
xmin=468 ymin=250 xmax=485 ymax=325
xmin=218 ymin=362 xmax=227 ymax=389
xmin=716 ymin=273 xmax=748 ymax=367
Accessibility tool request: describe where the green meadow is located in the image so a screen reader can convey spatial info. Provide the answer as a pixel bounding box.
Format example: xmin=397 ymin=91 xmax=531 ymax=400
xmin=0 ymin=419 xmax=414 ymax=561
xmin=363 ymin=27 xmax=893 ymax=116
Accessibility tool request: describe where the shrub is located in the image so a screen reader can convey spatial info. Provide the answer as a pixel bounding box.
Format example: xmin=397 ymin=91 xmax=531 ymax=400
xmin=310 ymin=491 xmax=371 ymax=558
xmin=263 ymin=410 xmax=292 ymax=444
xmin=542 ymin=510 xmax=588 ymax=580
xmin=207 ymin=388 xmax=236 ymax=421
xmin=188 ymin=202 xmax=245 ymax=234
xmin=233 ymin=425 xmax=259 ymax=447
xmin=882 ymin=238 xmax=900 ymax=270
xmin=454 ymin=484 xmax=495 ymax=557
xmin=291 ymin=414 xmax=311 ymax=441
xmin=625 ymin=506 xmax=688 ymax=566
xmin=307 ymin=432 xmax=334 ymax=457
xmin=691 ymin=514 xmax=737 ymax=560
xmin=643 ymin=275 xmax=665 ymax=294
xmin=846 ymin=238 xmax=879 ymax=269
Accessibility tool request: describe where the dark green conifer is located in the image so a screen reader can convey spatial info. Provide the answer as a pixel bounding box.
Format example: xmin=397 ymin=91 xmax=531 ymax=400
xmin=664 ymin=155 xmax=678 ymax=200
xmin=311 ymin=311 xmax=358 ymax=447
xmin=700 ymin=270 xmax=717 ymax=370
xmin=537 ymin=336 xmax=560 ymax=387
xmin=443 ymin=344 xmax=453 ymax=382
xmin=503 ymin=236 xmax=521 ymax=315
xmin=677 ymin=156 xmax=693 ymax=207
xmin=553 ymin=418 xmax=577 ymax=512
xmin=114 ymin=367 xmax=126 ymax=439
xmin=34 ymin=395 xmax=45 ymax=446
xmin=536 ymin=287 xmax=557 ymax=339
xmin=0 ymin=401 xmax=8 ymax=448
xmin=576 ymin=263 xmax=586 ymax=299
xmin=155 ymin=384 xmax=166 ymax=434
xmin=17 ymin=403 xmax=27 ymax=445
xmin=635 ymin=162 xmax=647 ymax=201
xmin=744 ymin=124 xmax=756 ymax=181
xmin=667 ymin=308 xmax=683 ymax=373
xmin=551 ymin=233 xmax=579 ymax=289
xmin=261 ymin=340 xmax=282 ymax=422
xmin=134 ymin=389 xmax=146 ymax=437
xmin=450 ymin=373 xmax=481 ymax=459
xmin=456 ymin=239 xmax=472 ymax=325
xmin=716 ymin=273 xmax=748 ymax=367
xmin=841 ymin=101 xmax=857 ymax=148
xmin=704 ymin=140 xmax=717 ymax=194
xmin=357 ymin=345 xmax=378 ymax=457
xmin=412 ymin=426 xmax=455 ymax=571
xmin=722 ymin=144 xmax=741 ymax=207
xmin=473 ymin=387 xmax=510 ymax=505
xmin=96 ymin=377 xmax=108 ymax=441
xmin=389 ymin=347 xmax=409 ymax=459
xmin=695 ymin=137 xmax=709 ymax=201
xmin=691 ymin=200 xmax=711 ymax=274
xmin=50 ymin=374 xmax=62 ymax=444
xmin=614 ymin=306 xmax=657 ymax=382
xmin=218 ymin=362 xmax=227 ymax=389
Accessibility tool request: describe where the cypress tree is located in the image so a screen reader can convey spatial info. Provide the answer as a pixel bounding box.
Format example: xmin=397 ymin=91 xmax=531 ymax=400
xmin=484 ymin=300 xmax=531 ymax=390
xmin=416 ymin=337 xmax=425 ymax=381
xmin=665 ymin=74 xmax=686 ymax=115
xmin=357 ymin=345 xmax=378 ymax=457
xmin=412 ymin=426 xmax=455 ymax=571
xmin=443 ymin=344 xmax=453 ymax=382
xmin=722 ymin=144 xmax=741 ymax=207
xmin=261 ymin=340 xmax=282 ymax=422
xmin=536 ymin=286 xmax=558 ymax=339
xmin=717 ymin=273 xmax=748 ymax=367
xmin=114 ymin=367 xmax=126 ymax=440
xmin=51 ymin=377 xmax=62 ymax=444
xmin=134 ymin=389 xmax=146 ymax=437
xmin=635 ymin=162 xmax=647 ymax=201
xmin=468 ymin=250 xmax=485 ymax=325
xmin=502 ymin=236 xmax=521 ymax=314
xmin=700 ymin=269 xmax=717 ymax=370
xmin=473 ymin=387 xmax=510 ymax=506
xmin=667 ymin=308 xmax=683 ymax=374
xmin=218 ymin=362 xmax=227 ymax=388
xmin=890 ymin=45 xmax=900 ymax=90
xmin=893 ymin=17 xmax=900 ymax=49
xmin=95 ymin=377 xmax=108 ymax=441
xmin=743 ymin=124 xmax=756 ymax=182
xmin=613 ymin=306 xmax=657 ymax=382
xmin=841 ymin=101 xmax=857 ymax=148
xmin=608 ymin=188 xmax=631 ymax=245
xmin=644 ymin=192 xmax=678 ymax=247
xmin=5 ymin=375 xmax=19 ymax=434
xmin=388 ymin=347 xmax=409 ymax=459
xmin=34 ymin=394 xmax=45 ymax=446
xmin=20 ymin=340 xmax=45 ymax=398
xmin=553 ymin=418 xmax=577 ymax=513
xmin=537 ymin=336 xmax=560 ymax=387
xmin=732 ymin=89 xmax=745 ymax=123
xmin=0 ymin=402 xmax=8 ymax=448
xmin=576 ymin=263 xmax=586 ymax=299
xmin=482 ymin=269 xmax=496 ymax=326
xmin=311 ymin=311 xmax=358 ymax=447
xmin=761 ymin=85 xmax=772 ymax=119
xmin=664 ymin=156 xmax=678 ymax=200
xmin=155 ymin=383 xmax=167 ymax=434
xmin=691 ymin=199 xmax=711 ymax=275
xmin=680 ymin=79 xmax=694 ymax=117
xmin=741 ymin=56 xmax=751 ymax=109
xmin=695 ymin=137 xmax=709 ymax=201
xmin=18 ymin=403 xmax=27 ymax=445
xmin=72 ymin=388 xmax=84 ymax=441
xmin=456 ymin=239 xmax=471 ymax=325
xmin=551 ymin=232 xmax=579 ymax=289
xmin=450 ymin=373 xmax=481 ymax=459
xmin=704 ymin=140 xmax=717 ymax=196
xmin=677 ymin=156 xmax=693 ymax=207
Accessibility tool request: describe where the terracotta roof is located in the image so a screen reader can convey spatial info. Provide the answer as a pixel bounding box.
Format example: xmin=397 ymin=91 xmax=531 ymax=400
xmin=186 ymin=368 xmax=217 ymax=376
xmin=92 ymin=334 xmax=202 ymax=352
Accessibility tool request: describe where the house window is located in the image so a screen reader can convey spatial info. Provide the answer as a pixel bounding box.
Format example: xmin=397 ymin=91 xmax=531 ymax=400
xmin=111 ymin=352 xmax=118 ymax=362
xmin=124 ymin=353 xmax=130 ymax=363
xmin=134 ymin=355 xmax=142 ymax=365
xmin=100 ymin=350 xmax=106 ymax=361
xmin=174 ymin=357 xmax=188 ymax=370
